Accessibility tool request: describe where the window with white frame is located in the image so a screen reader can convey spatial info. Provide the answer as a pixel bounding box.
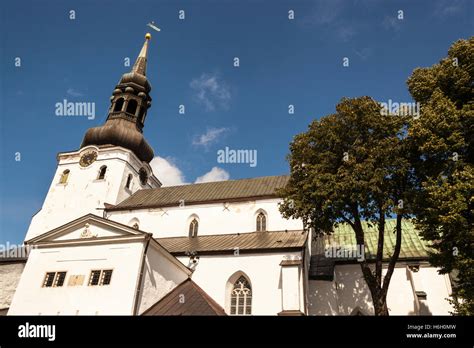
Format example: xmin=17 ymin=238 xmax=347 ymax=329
xmin=189 ymin=218 xmax=199 ymax=237
xmin=230 ymin=275 xmax=252 ymax=315
xmin=256 ymin=212 xmax=267 ymax=231
xmin=88 ymin=269 xmax=113 ymax=286
xmin=42 ymin=271 xmax=67 ymax=287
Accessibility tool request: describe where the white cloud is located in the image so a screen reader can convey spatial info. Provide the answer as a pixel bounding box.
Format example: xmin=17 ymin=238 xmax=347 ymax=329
xmin=150 ymin=156 xmax=187 ymax=186
xmin=301 ymin=0 xmax=344 ymax=26
xmin=300 ymin=1 xmax=358 ymax=42
xmin=190 ymin=73 xmax=231 ymax=111
xmin=382 ymin=16 xmax=401 ymax=32
xmin=66 ymin=88 xmax=84 ymax=97
xmin=433 ymin=0 xmax=465 ymax=18
xmin=195 ymin=167 xmax=230 ymax=184
xmin=354 ymin=47 xmax=373 ymax=61
xmin=150 ymin=157 xmax=230 ymax=186
xmin=192 ymin=127 xmax=229 ymax=148
xmin=337 ymin=26 xmax=356 ymax=42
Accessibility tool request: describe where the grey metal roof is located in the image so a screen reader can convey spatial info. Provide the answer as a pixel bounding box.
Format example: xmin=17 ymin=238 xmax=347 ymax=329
xmin=108 ymin=175 xmax=289 ymax=211
xmin=157 ymin=229 xmax=307 ymax=255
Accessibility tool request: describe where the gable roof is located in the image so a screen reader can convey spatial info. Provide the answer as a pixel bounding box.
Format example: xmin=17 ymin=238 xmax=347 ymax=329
xmin=107 ymin=175 xmax=289 ymax=211
xmin=157 ymin=229 xmax=307 ymax=256
xmin=24 ymin=213 xmax=192 ymax=276
xmin=142 ymin=279 xmax=226 ymax=316
xmin=25 ymin=213 xmax=146 ymax=244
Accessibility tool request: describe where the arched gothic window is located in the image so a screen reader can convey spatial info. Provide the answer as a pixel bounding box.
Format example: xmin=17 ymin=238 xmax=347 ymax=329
xmin=230 ymin=276 xmax=252 ymax=315
xmin=125 ymin=174 xmax=133 ymax=189
xmin=189 ymin=218 xmax=198 ymax=237
xmin=256 ymin=212 xmax=266 ymax=231
xmin=59 ymin=169 xmax=70 ymax=184
xmin=126 ymin=99 xmax=138 ymax=115
xmin=114 ymin=98 xmax=124 ymax=112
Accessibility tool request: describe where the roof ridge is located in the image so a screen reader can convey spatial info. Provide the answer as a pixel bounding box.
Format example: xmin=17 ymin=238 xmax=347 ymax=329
xmin=156 ymin=229 xmax=304 ymax=240
xmin=187 ymin=279 xmax=226 ymax=315
xmin=109 ymin=174 xmax=290 ymax=211
xmin=141 ymin=174 xmax=289 ymax=192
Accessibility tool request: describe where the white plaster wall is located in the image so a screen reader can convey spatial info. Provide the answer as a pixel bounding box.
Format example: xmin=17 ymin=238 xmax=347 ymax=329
xmin=404 ymin=267 xmax=453 ymax=315
xmin=281 ymin=266 xmax=300 ymax=311
xmin=8 ymin=241 xmax=144 ymax=315
xmin=25 ymin=146 xmax=159 ymax=241
xmin=137 ymin=243 xmax=189 ymax=314
xmin=308 ymin=279 xmax=338 ymax=315
xmin=53 ymin=223 xmax=127 ymax=240
xmin=0 ymin=262 xmax=25 ymax=313
xmin=108 ymin=199 xmax=304 ymax=238
xmin=308 ymin=264 xmax=453 ymax=315
xmin=177 ymin=251 xmax=304 ymax=315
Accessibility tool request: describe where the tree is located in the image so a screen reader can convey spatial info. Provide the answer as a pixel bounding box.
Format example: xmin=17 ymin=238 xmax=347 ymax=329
xmin=407 ymin=37 xmax=474 ymax=315
xmin=278 ymin=96 xmax=413 ymax=315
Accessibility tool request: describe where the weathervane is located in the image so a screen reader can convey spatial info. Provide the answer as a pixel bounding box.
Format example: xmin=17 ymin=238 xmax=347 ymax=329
xmin=147 ymin=21 xmax=161 ymax=32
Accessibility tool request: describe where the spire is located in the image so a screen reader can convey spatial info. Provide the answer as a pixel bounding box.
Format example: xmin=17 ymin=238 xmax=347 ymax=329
xmin=80 ymin=33 xmax=155 ymax=163
xmin=132 ymin=33 xmax=151 ymax=75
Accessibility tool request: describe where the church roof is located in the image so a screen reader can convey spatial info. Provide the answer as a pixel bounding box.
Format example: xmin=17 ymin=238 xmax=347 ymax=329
xmin=157 ymin=229 xmax=307 ymax=255
xmin=107 ymin=175 xmax=289 ymax=211
xmin=310 ymin=219 xmax=432 ymax=280
xmin=142 ymin=279 xmax=226 ymax=316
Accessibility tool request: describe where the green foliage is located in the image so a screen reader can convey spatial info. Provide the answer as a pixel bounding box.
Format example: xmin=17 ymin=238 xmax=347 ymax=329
xmin=278 ymin=96 xmax=413 ymax=315
xmin=279 ymin=96 xmax=411 ymax=233
xmin=279 ymin=37 xmax=473 ymax=315
xmin=408 ymin=37 xmax=474 ymax=315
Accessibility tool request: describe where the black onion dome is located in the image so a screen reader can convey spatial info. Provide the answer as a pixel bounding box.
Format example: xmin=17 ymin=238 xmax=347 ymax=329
xmin=80 ymin=34 xmax=155 ymax=163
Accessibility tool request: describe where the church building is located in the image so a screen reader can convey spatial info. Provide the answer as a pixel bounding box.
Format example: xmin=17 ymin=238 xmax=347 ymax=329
xmin=5 ymin=34 xmax=453 ymax=316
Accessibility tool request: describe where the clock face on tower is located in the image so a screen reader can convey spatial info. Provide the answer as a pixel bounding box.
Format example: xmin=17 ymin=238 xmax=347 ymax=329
xmin=79 ymin=151 xmax=98 ymax=167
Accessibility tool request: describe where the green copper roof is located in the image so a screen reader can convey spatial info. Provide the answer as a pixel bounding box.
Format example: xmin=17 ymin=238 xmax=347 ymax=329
xmin=320 ymin=219 xmax=431 ymax=260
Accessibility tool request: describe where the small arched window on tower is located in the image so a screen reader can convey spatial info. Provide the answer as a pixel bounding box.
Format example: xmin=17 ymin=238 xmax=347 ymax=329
xmin=256 ymin=212 xmax=267 ymax=232
xmin=125 ymin=174 xmax=133 ymax=189
xmin=189 ymin=219 xmax=199 ymax=238
xmin=138 ymin=107 xmax=145 ymax=124
xmin=59 ymin=169 xmax=70 ymax=184
xmin=126 ymin=99 xmax=138 ymax=115
xmin=114 ymin=98 xmax=124 ymax=112
xmin=97 ymin=166 xmax=107 ymax=180
xmin=139 ymin=168 xmax=148 ymax=186
xmin=230 ymin=276 xmax=252 ymax=315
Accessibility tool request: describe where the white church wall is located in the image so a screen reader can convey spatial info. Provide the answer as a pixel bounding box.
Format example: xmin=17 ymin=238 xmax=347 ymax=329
xmin=176 ymin=251 xmax=304 ymax=315
xmin=136 ymin=242 xmax=189 ymax=314
xmin=308 ymin=279 xmax=339 ymax=315
xmin=25 ymin=146 xmax=159 ymax=242
xmin=281 ymin=265 xmax=301 ymax=311
xmin=308 ymin=263 xmax=453 ymax=315
xmin=402 ymin=267 xmax=453 ymax=315
xmin=108 ymin=198 xmax=304 ymax=238
xmin=8 ymin=241 xmax=144 ymax=315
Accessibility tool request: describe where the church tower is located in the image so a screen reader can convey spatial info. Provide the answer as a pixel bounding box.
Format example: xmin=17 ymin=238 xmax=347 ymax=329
xmin=25 ymin=34 xmax=161 ymax=241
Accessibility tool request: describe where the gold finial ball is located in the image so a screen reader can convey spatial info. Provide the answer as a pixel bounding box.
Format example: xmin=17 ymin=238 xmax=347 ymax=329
xmin=145 ymin=33 xmax=152 ymax=40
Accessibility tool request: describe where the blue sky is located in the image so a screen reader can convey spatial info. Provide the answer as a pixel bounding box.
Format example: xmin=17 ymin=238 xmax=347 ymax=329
xmin=0 ymin=0 xmax=472 ymax=244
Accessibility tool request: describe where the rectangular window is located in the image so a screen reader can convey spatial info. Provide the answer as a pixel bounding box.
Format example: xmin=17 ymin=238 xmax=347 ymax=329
xmin=89 ymin=269 xmax=113 ymax=286
xmin=101 ymin=270 xmax=113 ymax=285
xmin=43 ymin=272 xmax=56 ymax=287
xmin=42 ymin=272 xmax=66 ymax=287
xmin=89 ymin=270 xmax=101 ymax=286
xmin=54 ymin=272 xmax=67 ymax=287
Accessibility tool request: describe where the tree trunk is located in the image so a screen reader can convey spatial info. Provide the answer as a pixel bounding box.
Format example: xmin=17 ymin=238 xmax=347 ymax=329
xmin=372 ymin=290 xmax=389 ymax=315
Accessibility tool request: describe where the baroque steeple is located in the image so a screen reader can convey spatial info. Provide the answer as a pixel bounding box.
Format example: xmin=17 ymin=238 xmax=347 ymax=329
xmin=81 ymin=33 xmax=155 ymax=163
